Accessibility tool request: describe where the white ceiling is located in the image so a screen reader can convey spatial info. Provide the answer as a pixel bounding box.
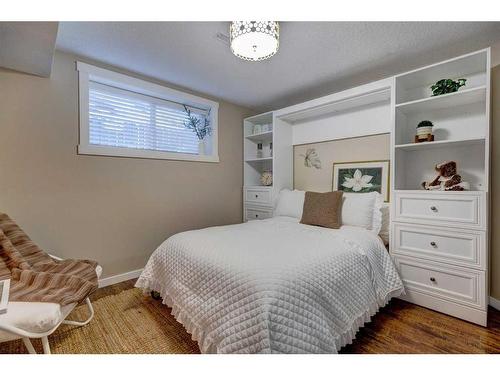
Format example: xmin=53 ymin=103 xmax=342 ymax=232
xmin=56 ymin=22 xmax=500 ymax=111
xmin=0 ymin=22 xmax=58 ymax=77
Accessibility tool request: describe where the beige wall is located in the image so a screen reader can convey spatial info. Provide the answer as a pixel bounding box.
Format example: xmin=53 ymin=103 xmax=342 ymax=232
xmin=293 ymin=134 xmax=390 ymax=193
xmin=0 ymin=51 xmax=252 ymax=277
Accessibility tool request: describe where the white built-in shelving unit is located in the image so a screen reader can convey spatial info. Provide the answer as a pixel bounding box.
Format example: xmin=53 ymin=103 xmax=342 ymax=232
xmin=242 ymin=48 xmax=491 ymax=326
xmin=243 ymin=112 xmax=277 ymax=221
xmin=391 ymin=48 xmax=490 ymax=326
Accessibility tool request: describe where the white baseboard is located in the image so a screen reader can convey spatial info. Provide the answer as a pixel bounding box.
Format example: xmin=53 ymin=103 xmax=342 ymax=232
xmin=490 ymin=296 xmax=500 ymax=311
xmin=98 ymin=268 xmax=143 ymax=288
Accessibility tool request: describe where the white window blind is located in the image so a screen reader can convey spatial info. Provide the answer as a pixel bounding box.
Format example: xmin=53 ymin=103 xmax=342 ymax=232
xmin=88 ymin=81 xmax=207 ymax=155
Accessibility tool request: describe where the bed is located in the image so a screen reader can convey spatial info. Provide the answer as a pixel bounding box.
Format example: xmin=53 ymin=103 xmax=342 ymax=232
xmin=136 ymin=213 xmax=404 ymax=353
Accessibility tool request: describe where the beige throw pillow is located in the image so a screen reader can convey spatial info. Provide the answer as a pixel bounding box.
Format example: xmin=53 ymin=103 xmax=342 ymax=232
xmin=300 ymin=191 xmax=343 ymax=229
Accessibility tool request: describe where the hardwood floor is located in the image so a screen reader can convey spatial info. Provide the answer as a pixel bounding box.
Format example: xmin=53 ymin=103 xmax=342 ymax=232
xmin=2 ymin=279 xmax=500 ymax=353
xmin=78 ymin=280 xmax=500 ymax=353
xmin=340 ymin=300 xmax=500 ymax=353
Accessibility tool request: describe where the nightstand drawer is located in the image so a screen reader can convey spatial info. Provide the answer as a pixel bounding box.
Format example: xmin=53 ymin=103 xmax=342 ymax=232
xmin=394 ymin=191 xmax=483 ymax=229
xmin=393 ymin=223 xmax=485 ymax=269
xmin=244 ymin=206 xmax=273 ymax=221
xmin=244 ymin=187 xmax=272 ymax=205
xmin=394 ymin=256 xmax=485 ymax=309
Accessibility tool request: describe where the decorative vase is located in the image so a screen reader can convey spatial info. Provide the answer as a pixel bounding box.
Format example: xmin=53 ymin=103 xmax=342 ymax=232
xmin=260 ymin=171 xmax=273 ymax=186
xmin=416 ymin=126 xmax=433 ymax=140
xmin=198 ymin=140 xmax=205 ymax=155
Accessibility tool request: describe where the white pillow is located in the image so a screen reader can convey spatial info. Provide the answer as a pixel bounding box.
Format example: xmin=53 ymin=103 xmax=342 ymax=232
xmin=340 ymin=192 xmax=383 ymax=234
xmin=274 ymin=189 xmax=305 ymax=219
xmin=379 ymin=204 xmax=390 ymax=245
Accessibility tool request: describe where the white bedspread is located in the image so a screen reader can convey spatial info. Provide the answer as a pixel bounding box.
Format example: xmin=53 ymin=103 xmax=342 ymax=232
xmin=136 ymin=217 xmax=404 ymax=353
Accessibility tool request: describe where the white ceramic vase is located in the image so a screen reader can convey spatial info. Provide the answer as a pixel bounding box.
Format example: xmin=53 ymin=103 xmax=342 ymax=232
xmin=198 ymin=140 xmax=205 ymax=155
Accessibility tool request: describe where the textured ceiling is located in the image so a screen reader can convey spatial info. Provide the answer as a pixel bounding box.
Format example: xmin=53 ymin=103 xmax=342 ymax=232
xmin=0 ymin=22 xmax=58 ymax=77
xmin=56 ymin=22 xmax=500 ymax=111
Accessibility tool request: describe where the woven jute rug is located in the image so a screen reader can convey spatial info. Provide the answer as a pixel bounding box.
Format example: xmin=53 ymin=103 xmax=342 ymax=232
xmin=0 ymin=287 xmax=200 ymax=354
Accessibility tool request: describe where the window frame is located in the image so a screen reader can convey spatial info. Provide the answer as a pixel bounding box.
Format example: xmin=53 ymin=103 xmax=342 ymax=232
xmin=77 ymin=61 xmax=219 ymax=163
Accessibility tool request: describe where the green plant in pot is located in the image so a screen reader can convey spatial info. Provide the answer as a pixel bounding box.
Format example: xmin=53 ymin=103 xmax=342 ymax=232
xmin=430 ymin=78 xmax=466 ymax=96
xmin=416 ymin=120 xmax=434 ymax=141
xmin=183 ymin=105 xmax=211 ymax=155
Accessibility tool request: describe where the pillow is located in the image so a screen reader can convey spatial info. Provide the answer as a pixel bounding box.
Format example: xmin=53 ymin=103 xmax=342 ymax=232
xmin=340 ymin=192 xmax=383 ymax=234
xmin=379 ymin=204 xmax=390 ymax=245
xmin=300 ymin=191 xmax=344 ymax=229
xmin=274 ymin=189 xmax=305 ymax=219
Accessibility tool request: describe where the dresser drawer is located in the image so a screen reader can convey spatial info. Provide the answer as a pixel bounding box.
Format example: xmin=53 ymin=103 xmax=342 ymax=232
xmin=244 ymin=187 xmax=272 ymax=205
xmin=392 ymin=223 xmax=485 ymax=269
xmin=244 ymin=205 xmax=273 ymax=221
xmin=394 ymin=191 xmax=484 ymax=229
xmin=394 ymin=256 xmax=486 ymax=309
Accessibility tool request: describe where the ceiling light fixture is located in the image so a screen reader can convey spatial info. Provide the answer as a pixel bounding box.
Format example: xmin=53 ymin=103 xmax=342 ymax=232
xmin=230 ymin=21 xmax=279 ymax=62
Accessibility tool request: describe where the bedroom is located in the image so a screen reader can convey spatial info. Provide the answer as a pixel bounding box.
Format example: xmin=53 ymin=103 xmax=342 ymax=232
xmin=1 ymin=0 xmax=500 ymax=370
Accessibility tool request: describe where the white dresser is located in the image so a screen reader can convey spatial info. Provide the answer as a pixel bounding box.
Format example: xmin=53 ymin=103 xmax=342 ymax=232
xmin=243 ymin=186 xmax=274 ymax=221
xmin=390 ymin=49 xmax=490 ymax=326
xmin=391 ymin=191 xmax=488 ymax=325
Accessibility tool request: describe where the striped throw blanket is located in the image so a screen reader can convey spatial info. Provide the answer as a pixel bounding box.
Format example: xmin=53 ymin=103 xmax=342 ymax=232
xmin=0 ymin=213 xmax=98 ymax=306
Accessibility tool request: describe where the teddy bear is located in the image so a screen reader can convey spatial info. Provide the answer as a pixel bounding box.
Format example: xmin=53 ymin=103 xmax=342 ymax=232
xmin=421 ymin=161 xmax=470 ymax=191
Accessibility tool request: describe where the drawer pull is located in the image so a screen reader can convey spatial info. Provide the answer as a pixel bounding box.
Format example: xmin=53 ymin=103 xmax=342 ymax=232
xmin=255 ymin=194 xmax=259 ymax=198
xmin=430 ymin=206 xmax=438 ymax=212
xmin=255 ymin=214 xmax=259 ymax=218
xmin=430 ymin=277 xmax=436 ymax=282
xmin=430 ymin=241 xmax=437 ymax=247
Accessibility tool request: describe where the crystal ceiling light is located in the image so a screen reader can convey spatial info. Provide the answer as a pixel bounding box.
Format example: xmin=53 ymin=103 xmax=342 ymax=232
xmin=230 ymin=21 xmax=279 ymax=61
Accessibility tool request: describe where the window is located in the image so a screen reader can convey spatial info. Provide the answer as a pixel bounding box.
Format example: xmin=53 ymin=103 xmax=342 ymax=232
xmin=77 ymin=62 xmax=219 ymax=162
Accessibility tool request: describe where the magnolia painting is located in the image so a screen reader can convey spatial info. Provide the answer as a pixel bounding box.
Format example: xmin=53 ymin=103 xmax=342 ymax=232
xmin=332 ymin=160 xmax=389 ymax=201
xmin=300 ymin=148 xmax=321 ymax=169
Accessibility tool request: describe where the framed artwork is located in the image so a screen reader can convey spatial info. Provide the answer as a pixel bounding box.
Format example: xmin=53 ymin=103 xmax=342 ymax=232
xmin=332 ymin=160 xmax=390 ymax=202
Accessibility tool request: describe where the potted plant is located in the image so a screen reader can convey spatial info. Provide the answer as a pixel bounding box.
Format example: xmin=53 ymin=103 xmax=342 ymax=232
xmin=430 ymin=78 xmax=466 ymax=96
xmin=416 ymin=120 xmax=434 ymax=141
xmin=183 ymin=105 xmax=211 ymax=155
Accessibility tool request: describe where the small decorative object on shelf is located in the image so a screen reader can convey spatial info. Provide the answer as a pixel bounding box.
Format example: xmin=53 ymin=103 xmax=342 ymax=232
xmin=256 ymin=143 xmax=263 ymax=158
xmin=253 ymin=124 xmax=262 ymax=134
xmin=183 ymin=105 xmax=211 ymax=155
xmin=421 ymin=161 xmax=470 ymax=191
xmin=269 ymin=142 xmax=273 ymax=157
xmin=430 ymin=78 xmax=467 ymax=96
xmin=260 ymin=170 xmax=273 ymax=186
xmin=415 ymin=120 xmax=434 ymax=143
xmin=0 ymin=279 xmax=10 ymax=315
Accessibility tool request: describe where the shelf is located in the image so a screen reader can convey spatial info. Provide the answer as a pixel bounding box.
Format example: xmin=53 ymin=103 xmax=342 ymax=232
xmin=245 ymin=131 xmax=273 ymax=142
xmin=393 ymin=189 xmax=485 ymax=195
xmin=244 ymin=112 xmax=273 ymax=125
xmin=245 ymin=157 xmax=273 ymax=163
xmin=278 ymin=88 xmax=390 ymax=124
xmin=395 ymin=138 xmax=485 ymax=151
xmin=395 ymin=86 xmax=486 ymax=115
xmin=395 ymin=50 xmax=487 ymax=93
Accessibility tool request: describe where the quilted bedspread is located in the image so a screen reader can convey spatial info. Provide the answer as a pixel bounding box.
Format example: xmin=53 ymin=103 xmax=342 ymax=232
xmin=136 ymin=217 xmax=404 ymax=353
